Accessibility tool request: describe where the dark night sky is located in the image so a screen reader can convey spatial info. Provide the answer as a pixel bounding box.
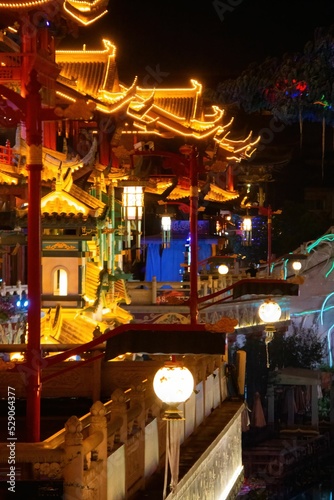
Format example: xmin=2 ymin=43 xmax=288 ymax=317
xmin=63 ymin=0 xmax=334 ymax=88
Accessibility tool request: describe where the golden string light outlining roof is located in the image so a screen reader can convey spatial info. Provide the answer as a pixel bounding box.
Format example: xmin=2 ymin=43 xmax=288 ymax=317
xmin=56 ymin=39 xmax=118 ymax=98
xmin=0 ymin=0 xmax=108 ymax=25
xmin=214 ymin=130 xmax=260 ymax=162
xmin=63 ymin=0 xmax=108 ymax=25
xmin=204 ymin=184 xmax=239 ymax=203
xmin=54 ymin=40 xmax=259 ymax=163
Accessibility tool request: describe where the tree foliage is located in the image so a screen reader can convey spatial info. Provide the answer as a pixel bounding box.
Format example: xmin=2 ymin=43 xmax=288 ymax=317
xmin=269 ymin=323 xmax=326 ymax=370
xmin=236 ymin=323 xmax=325 ymax=406
xmin=215 ymin=24 xmax=334 ymax=127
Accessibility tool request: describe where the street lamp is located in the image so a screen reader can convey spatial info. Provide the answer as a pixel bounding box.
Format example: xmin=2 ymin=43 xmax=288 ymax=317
xmin=292 ymin=260 xmax=302 ymax=272
xmin=241 ymin=216 xmax=253 ymax=246
xmin=218 ymin=264 xmax=229 ymax=275
xmin=161 ymin=215 xmax=172 ymax=248
xmin=158 ymin=205 xmax=175 ymax=249
xmin=258 ymin=299 xmax=281 ymax=368
xmin=218 ymin=263 xmax=229 ymax=290
xmin=280 ymin=253 xmax=307 ymax=279
xmin=153 ymin=359 xmax=194 ymax=499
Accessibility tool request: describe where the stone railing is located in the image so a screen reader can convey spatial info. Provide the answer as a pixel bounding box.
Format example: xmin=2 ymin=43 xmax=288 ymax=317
xmin=0 ymin=281 xmax=28 ymax=298
xmin=126 ymin=280 xmax=292 ymax=335
xmin=0 ymin=359 xmax=234 ymax=499
xmin=166 ymin=406 xmax=244 ymax=500
xmin=0 ymin=282 xmax=28 ymax=344
xmin=126 ymin=271 xmax=292 ymax=307
xmin=127 ymin=274 xmax=248 ymax=305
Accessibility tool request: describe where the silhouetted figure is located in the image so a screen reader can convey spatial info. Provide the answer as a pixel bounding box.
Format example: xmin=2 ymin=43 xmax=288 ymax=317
xmin=246 ymin=263 xmax=258 ymax=278
xmin=92 ymin=325 xmax=101 ymax=339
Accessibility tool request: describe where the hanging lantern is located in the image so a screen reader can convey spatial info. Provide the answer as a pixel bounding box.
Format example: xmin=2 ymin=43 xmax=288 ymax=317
xmin=120 ymin=181 xmax=145 ymax=262
xmin=258 ymin=299 xmax=281 ymax=324
xmin=153 ymin=361 xmax=194 ymax=419
xmin=154 ymin=360 xmax=194 ymax=499
xmin=161 ymin=215 xmax=172 ymax=248
xmin=158 ymin=204 xmax=175 ymax=249
xmin=122 ymin=184 xmax=144 ymax=221
xmin=241 ymin=216 xmax=252 ymax=246
xmin=258 ymin=299 xmax=282 ymax=368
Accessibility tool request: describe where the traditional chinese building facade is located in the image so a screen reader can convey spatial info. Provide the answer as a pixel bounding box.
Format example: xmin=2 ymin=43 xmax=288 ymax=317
xmin=0 ymin=11 xmax=260 ymax=335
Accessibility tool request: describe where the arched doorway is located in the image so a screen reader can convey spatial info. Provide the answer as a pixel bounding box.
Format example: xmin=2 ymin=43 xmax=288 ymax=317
xmin=53 ymin=267 xmax=68 ymax=296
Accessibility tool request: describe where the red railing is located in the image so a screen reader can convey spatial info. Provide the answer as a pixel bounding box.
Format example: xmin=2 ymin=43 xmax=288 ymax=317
xmin=0 ymin=141 xmax=14 ymax=164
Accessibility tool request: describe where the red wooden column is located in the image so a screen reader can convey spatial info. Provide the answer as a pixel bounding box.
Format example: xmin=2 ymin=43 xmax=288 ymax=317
xmin=226 ymin=164 xmax=234 ymax=191
xmin=25 ymin=70 xmax=43 ymax=442
xmin=267 ymin=205 xmax=272 ymax=276
xmin=189 ymin=146 xmax=199 ymax=325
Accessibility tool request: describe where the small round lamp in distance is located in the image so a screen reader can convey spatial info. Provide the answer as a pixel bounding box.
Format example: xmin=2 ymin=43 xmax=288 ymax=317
xmin=292 ymin=260 xmax=302 ymax=272
xmin=218 ymin=264 xmax=229 ymax=275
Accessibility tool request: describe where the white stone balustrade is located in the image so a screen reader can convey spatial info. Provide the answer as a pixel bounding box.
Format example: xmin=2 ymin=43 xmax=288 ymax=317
xmin=0 ymin=361 xmax=234 ymax=499
xmin=0 ymin=281 xmax=28 ymax=298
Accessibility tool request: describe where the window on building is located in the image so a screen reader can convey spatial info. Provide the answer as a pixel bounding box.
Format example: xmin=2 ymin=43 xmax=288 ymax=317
xmin=53 ymin=268 xmax=68 ymax=296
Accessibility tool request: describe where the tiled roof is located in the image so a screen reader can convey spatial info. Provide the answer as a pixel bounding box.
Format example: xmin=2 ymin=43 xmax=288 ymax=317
xmin=204 ymin=184 xmax=240 ymax=202
xmin=58 ymin=61 xmax=107 ymax=97
xmin=57 ymin=315 xmax=101 ymax=344
xmin=134 ymin=80 xmax=202 ymax=122
xmin=68 ymin=184 xmax=105 ymax=213
xmin=56 ymin=40 xmax=118 ymax=99
xmin=85 ymin=261 xmax=101 ymax=303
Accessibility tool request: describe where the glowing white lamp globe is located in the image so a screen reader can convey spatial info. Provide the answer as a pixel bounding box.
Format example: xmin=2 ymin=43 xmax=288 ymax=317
xmin=218 ymin=264 xmax=229 ymax=275
xmin=258 ymin=299 xmax=281 ymax=324
xmin=292 ymin=260 xmax=302 ymax=272
xmin=153 ymin=363 xmax=194 ymax=406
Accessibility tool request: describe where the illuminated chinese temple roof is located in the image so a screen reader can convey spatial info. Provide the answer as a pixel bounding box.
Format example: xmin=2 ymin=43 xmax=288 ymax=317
xmin=204 ymin=183 xmax=240 ymax=203
xmin=56 ymin=39 xmax=119 ymax=98
xmin=14 ymin=166 xmax=106 ymax=220
xmin=54 ymin=41 xmax=259 ymax=159
xmin=166 ymin=177 xmax=206 ymax=201
xmin=0 ymin=33 xmax=260 ymax=208
xmin=0 ymin=0 xmax=109 ymax=26
xmin=41 ymin=170 xmax=105 ymax=217
xmin=63 ymin=0 xmax=108 ymax=26
xmin=0 ymin=167 xmax=21 ymax=184
xmin=40 ymin=190 xmax=104 ymax=217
